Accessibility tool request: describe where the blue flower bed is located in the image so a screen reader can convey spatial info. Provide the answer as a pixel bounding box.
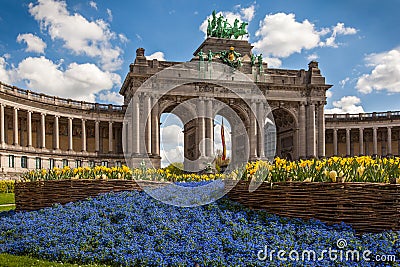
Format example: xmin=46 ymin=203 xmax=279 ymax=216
xmin=0 ymin=186 xmax=399 ymax=266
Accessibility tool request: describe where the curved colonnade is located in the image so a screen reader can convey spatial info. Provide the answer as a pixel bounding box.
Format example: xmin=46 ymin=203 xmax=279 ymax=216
xmin=0 ymin=82 xmax=125 ymax=178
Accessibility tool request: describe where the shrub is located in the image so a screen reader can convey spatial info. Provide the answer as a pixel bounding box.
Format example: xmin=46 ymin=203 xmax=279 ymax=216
xmin=0 ymin=180 xmax=14 ymax=193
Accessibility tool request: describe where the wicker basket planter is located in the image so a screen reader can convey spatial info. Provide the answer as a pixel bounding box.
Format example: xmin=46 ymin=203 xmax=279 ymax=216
xmin=15 ymin=179 xmax=400 ymax=233
xmin=226 ymin=180 xmax=400 ymax=233
xmin=14 ymin=179 xmax=168 ymax=212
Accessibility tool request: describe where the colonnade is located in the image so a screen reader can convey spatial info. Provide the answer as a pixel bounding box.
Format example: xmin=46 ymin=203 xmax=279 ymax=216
xmin=0 ymin=103 xmax=120 ymax=153
xmin=327 ymin=126 xmax=400 ymax=156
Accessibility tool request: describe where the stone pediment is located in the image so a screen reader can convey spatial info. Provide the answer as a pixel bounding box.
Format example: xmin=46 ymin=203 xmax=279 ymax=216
xmin=193 ymin=37 xmax=254 ymax=59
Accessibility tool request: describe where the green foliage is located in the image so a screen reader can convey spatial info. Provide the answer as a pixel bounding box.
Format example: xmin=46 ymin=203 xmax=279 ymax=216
xmin=0 ymin=180 xmax=14 ymax=193
xmin=0 ymin=253 xmax=109 ymax=267
xmin=164 ymin=162 xmax=184 ymax=175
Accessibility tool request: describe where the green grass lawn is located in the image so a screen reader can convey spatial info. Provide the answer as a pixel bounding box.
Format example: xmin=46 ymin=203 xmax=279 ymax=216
xmin=0 ymin=193 xmax=15 ymax=212
xmin=0 ymin=253 xmax=109 ymax=267
xmin=0 ymin=205 xmax=15 ymax=212
xmin=0 ymin=193 xmax=14 ymax=205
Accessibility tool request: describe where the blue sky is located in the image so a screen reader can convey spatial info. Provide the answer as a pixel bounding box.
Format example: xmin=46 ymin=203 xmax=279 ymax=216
xmin=1 ymin=0 xmax=400 ymax=112
xmin=1 ymin=0 xmax=400 ymax=165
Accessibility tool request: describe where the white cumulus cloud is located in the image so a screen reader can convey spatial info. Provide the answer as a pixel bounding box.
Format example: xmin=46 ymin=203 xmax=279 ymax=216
xmin=356 ymin=47 xmax=400 ymax=94
xmin=106 ymin=8 xmax=112 ymax=22
xmin=253 ymin=13 xmax=321 ymax=58
xmin=240 ymin=5 xmax=255 ymax=21
xmin=16 ymin=33 xmax=47 ymax=54
xmin=160 ymin=124 xmax=184 ymax=167
xmin=161 ymin=146 xmax=184 ymax=168
xmin=252 ymin=13 xmax=358 ymax=64
xmin=146 ymin=51 xmax=166 ymax=61
xmin=307 ymin=53 xmax=319 ymax=62
xmin=323 ymin=22 xmax=357 ymax=48
xmin=0 ymin=56 xmax=12 ymax=84
xmin=89 ymin=1 xmax=97 ymax=10
xmin=339 ymin=77 xmax=350 ymax=88
xmin=264 ymin=57 xmax=282 ymax=68
xmin=14 ymin=56 xmax=120 ymax=102
xmin=160 ymin=124 xmax=184 ymax=151
xmin=97 ymin=91 xmax=123 ymax=105
xmin=28 ymin=0 xmax=123 ymax=71
xmin=325 ymin=96 xmax=365 ymax=114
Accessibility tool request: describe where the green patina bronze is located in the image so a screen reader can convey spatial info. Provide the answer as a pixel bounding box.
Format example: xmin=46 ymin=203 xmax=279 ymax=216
xmin=199 ymin=47 xmax=242 ymax=68
xmin=207 ymin=10 xmax=248 ymax=39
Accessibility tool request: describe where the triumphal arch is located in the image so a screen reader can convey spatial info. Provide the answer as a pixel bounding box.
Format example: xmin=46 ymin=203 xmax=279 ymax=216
xmin=120 ymin=15 xmax=331 ymax=170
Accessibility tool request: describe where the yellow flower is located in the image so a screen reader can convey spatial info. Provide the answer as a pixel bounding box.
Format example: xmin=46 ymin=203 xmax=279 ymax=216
xmin=329 ymin=170 xmax=337 ymax=182
xmin=357 ymin=166 xmax=365 ymax=176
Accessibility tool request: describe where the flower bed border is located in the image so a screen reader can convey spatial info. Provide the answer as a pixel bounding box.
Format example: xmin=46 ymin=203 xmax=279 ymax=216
xmin=15 ymin=180 xmax=400 ymax=233
xmin=14 ymin=180 xmax=169 ymax=212
xmin=226 ymin=181 xmax=400 ymax=233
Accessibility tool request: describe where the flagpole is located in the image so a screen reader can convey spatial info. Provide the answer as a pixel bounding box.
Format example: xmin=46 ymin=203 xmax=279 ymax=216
xmin=221 ymin=118 xmax=226 ymax=161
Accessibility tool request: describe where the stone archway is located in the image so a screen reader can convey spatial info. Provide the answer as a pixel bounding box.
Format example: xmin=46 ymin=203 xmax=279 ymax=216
xmin=216 ymin=101 xmax=250 ymax=168
xmin=272 ymin=108 xmax=298 ymax=160
xmin=158 ymin=97 xmax=200 ymax=171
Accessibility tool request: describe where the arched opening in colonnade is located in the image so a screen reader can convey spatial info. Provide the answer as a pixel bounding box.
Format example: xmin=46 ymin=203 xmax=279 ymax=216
xmin=159 ymin=113 xmax=184 ymax=168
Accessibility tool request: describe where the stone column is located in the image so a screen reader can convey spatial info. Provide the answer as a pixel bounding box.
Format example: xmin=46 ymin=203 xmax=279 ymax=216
xmin=123 ymin=121 xmax=130 ymax=155
xmin=198 ymin=97 xmax=206 ymax=157
xmin=318 ymin=102 xmax=325 ymax=158
xmin=249 ymin=101 xmax=258 ymax=158
xmin=387 ymin=126 xmax=392 ymax=155
xmin=108 ymin=121 xmax=113 ymax=153
xmin=54 ymin=115 xmax=59 ymax=150
xmin=41 ymin=113 xmax=46 ymax=149
xmin=95 ymin=120 xmax=100 ymax=152
xmin=13 ymin=107 xmax=18 ymax=146
xmin=257 ymin=101 xmax=265 ymax=158
xmin=27 ymin=111 xmax=32 ymax=148
xmin=333 ymin=128 xmax=338 ymax=156
xmin=144 ymin=94 xmax=152 ymax=154
xmin=81 ymin=119 xmax=86 ymax=152
xmin=132 ymin=95 xmax=140 ymax=154
xmin=68 ymin=117 xmax=73 ymax=151
xmin=306 ymin=102 xmax=316 ymax=157
xmin=373 ymin=127 xmax=378 ymax=155
xmin=0 ymin=104 xmax=5 ymax=146
xmin=359 ymin=128 xmax=364 ymax=155
xmin=298 ymin=102 xmax=306 ymax=158
xmin=20 ymin=117 xmax=25 ymax=147
xmin=346 ymin=128 xmax=351 ymax=156
xmin=151 ymin=95 xmax=159 ymax=156
xmin=205 ymin=98 xmax=214 ymax=157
